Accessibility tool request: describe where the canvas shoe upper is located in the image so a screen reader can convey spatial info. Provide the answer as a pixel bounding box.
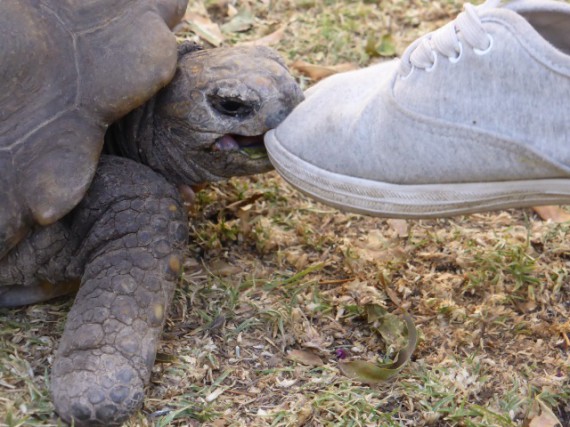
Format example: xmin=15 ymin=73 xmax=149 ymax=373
xmin=265 ymin=0 xmax=570 ymax=218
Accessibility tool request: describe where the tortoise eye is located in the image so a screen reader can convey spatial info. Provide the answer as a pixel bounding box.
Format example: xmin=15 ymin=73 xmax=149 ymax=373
xmin=209 ymin=95 xmax=256 ymax=118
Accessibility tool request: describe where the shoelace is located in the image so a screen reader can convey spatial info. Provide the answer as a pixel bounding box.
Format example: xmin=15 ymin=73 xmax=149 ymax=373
xmin=399 ymin=0 xmax=508 ymax=78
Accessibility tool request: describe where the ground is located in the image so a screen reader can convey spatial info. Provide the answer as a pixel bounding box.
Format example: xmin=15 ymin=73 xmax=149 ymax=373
xmin=1 ymin=1 xmax=569 ymax=426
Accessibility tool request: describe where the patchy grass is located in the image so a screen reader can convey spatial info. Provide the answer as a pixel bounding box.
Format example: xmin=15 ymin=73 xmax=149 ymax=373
xmin=1 ymin=1 xmax=570 ymax=426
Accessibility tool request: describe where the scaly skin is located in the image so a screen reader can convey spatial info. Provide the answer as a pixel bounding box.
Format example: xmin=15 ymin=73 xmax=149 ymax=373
xmin=0 ymin=221 xmax=79 ymax=305
xmin=0 ymin=44 xmax=303 ymax=426
xmin=110 ymin=45 xmax=303 ymax=185
xmin=0 ymin=156 xmax=187 ymax=426
xmin=50 ymin=156 xmax=188 ymax=426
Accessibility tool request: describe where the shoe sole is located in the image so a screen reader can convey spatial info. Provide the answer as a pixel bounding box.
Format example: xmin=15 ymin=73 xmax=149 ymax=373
xmin=266 ymin=131 xmax=570 ymax=218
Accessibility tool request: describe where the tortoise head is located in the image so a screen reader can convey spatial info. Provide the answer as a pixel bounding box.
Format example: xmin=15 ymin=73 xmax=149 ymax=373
xmin=146 ymin=45 xmax=304 ymax=186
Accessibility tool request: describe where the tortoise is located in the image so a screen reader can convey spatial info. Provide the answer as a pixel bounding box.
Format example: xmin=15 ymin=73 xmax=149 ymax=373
xmin=0 ymin=1 xmax=303 ymax=425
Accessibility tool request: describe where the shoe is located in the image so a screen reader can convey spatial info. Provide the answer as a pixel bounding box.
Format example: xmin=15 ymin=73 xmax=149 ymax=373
xmin=265 ymin=0 xmax=570 ymax=218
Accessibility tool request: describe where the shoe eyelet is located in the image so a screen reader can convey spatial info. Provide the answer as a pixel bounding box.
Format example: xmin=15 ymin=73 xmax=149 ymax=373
xmin=425 ymin=51 xmax=438 ymax=72
xmin=473 ymin=33 xmax=494 ymax=55
xmin=448 ymin=41 xmax=463 ymax=64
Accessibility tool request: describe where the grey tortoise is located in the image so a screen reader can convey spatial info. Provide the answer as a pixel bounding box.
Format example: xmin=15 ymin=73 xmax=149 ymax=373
xmin=0 ymin=1 xmax=303 ymax=425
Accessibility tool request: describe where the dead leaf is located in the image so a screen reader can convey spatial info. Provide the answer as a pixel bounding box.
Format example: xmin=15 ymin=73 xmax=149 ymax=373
xmin=227 ymin=4 xmax=238 ymax=17
xmin=349 ymin=230 xmax=407 ymax=263
xmin=302 ymin=326 xmax=333 ymax=351
xmin=285 ymin=250 xmax=309 ymax=270
xmin=184 ymin=13 xmax=225 ymax=46
xmin=209 ymin=259 xmax=242 ymax=276
xmin=275 ymin=378 xmax=298 ymax=388
xmin=221 ymin=9 xmax=254 ymax=33
xmin=205 ymin=387 xmax=226 ymax=402
xmin=378 ymin=273 xmax=402 ymax=306
xmin=528 ymin=397 xmax=562 ymax=427
xmin=296 ymin=403 xmax=313 ymax=426
xmin=533 ymin=205 xmax=570 ymax=223
xmin=290 ymin=307 xmax=333 ymax=351
xmin=383 ymin=286 xmax=402 ymax=306
xmin=344 ymin=279 xmax=386 ymax=307
xmin=387 ymin=219 xmax=409 ymax=238
xmin=529 ymin=413 xmax=561 ymax=427
xmin=290 ymin=60 xmax=359 ymax=81
xmin=287 ymin=349 xmax=323 ymax=367
xmin=240 ymin=25 xmax=287 ymax=47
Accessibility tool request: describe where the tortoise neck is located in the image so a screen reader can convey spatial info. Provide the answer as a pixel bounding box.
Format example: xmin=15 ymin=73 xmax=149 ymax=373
xmin=104 ymin=98 xmax=156 ymax=165
xmin=104 ymin=97 xmax=204 ymax=186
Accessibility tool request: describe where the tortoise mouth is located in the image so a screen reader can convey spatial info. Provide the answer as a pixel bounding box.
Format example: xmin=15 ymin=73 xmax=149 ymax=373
xmin=210 ymin=134 xmax=268 ymax=159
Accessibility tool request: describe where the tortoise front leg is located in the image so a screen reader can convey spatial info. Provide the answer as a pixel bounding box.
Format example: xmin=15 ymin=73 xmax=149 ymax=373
xmin=0 ymin=221 xmax=80 ymax=307
xmin=51 ymin=156 xmax=188 ymax=427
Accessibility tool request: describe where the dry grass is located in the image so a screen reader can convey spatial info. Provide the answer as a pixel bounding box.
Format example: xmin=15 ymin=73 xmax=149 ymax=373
xmin=1 ymin=1 xmax=569 ymax=426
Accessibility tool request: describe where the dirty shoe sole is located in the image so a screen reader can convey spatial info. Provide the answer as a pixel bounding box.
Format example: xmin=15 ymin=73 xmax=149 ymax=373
xmin=266 ymin=130 xmax=570 ymax=219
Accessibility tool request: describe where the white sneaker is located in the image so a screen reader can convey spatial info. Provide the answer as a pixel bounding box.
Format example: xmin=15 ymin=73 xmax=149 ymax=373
xmin=265 ymin=0 xmax=570 ymax=218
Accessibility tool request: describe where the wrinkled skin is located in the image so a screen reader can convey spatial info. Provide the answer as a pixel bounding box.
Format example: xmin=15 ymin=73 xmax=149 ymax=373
xmin=0 ymin=45 xmax=303 ymax=426
xmin=110 ymin=45 xmax=302 ymax=185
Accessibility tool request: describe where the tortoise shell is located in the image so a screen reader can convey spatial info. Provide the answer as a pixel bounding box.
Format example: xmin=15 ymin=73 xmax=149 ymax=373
xmin=0 ymin=0 xmax=187 ymax=258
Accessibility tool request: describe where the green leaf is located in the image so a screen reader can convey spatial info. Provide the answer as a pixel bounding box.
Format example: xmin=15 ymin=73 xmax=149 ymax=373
xmin=366 ymin=304 xmax=409 ymax=350
xmin=240 ymin=146 xmax=268 ymax=159
xmin=365 ymin=33 xmax=397 ymax=58
xmin=155 ymin=352 xmax=178 ymax=363
xmin=365 ymin=36 xmax=381 ymax=58
xmin=339 ymin=360 xmax=400 ymax=383
xmin=377 ymin=33 xmax=397 ymax=57
xmin=339 ymin=311 xmax=417 ymax=384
